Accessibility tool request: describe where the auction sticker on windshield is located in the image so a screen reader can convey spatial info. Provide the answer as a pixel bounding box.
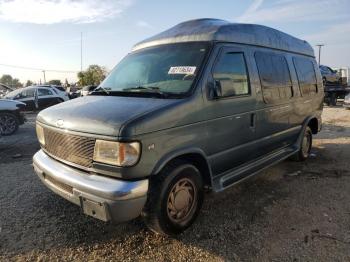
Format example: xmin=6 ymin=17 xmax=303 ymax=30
xmin=168 ymin=66 xmax=196 ymax=75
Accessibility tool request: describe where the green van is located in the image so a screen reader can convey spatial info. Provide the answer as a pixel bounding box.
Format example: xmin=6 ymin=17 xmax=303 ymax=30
xmin=33 ymin=19 xmax=323 ymax=235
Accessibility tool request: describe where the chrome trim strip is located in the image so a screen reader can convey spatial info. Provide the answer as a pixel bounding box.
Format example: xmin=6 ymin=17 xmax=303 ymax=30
xmin=33 ymin=150 xmax=149 ymax=201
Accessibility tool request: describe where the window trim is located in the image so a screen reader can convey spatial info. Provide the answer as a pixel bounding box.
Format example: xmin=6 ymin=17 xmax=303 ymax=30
xmin=292 ymin=57 xmax=318 ymax=97
xmin=254 ymin=51 xmax=293 ymax=104
xmin=210 ymin=48 xmax=251 ymax=100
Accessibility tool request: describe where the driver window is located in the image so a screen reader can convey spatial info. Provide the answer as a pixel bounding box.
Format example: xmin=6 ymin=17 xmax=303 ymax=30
xmin=212 ymin=52 xmax=250 ymax=97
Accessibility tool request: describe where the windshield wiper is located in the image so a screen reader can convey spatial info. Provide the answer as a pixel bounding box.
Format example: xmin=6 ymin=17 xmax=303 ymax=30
xmin=123 ymin=86 xmax=169 ymax=97
xmin=123 ymin=86 xmax=160 ymax=91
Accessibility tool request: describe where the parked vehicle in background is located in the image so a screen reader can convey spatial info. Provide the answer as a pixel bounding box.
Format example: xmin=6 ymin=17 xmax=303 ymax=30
xmin=36 ymin=85 xmax=69 ymax=100
xmin=4 ymin=86 xmax=68 ymax=111
xmin=66 ymin=86 xmax=81 ymax=99
xmin=33 ymin=19 xmax=323 ymax=235
xmin=0 ymin=83 xmax=14 ymax=98
xmin=323 ymin=85 xmax=349 ymax=106
xmin=319 ymin=65 xmax=341 ymax=85
xmin=0 ymin=99 xmax=26 ymax=135
xmin=344 ymin=92 xmax=350 ymax=109
xmin=80 ymin=85 xmax=97 ymax=96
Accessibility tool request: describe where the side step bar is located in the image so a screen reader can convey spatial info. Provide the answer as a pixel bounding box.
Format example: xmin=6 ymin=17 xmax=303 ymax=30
xmin=212 ymin=146 xmax=298 ymax=192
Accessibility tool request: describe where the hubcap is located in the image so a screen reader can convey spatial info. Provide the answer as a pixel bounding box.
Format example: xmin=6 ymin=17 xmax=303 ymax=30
xmin=167 ymin=178 xmax=196 ymax=223
xmin=0 ymin=115 xmax=16 ymax=135
xmin=302 ymin=132 xmax=311 ymax=157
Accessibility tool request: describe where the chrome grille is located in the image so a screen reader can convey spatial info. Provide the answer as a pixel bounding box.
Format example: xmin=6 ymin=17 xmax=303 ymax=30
xmin=42 ymin=127 xmax=95 ymax=168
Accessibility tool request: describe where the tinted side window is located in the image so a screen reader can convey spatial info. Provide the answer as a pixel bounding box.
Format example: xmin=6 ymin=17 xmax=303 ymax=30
xmin=38 ymin=88 xmax=53 ymax=96
xmin=212 ymin=52 xmax=249 ymax=97
xmin=255 ymin=52 xmax=292 ymax=103
xmin=55 ymin=86 xmax=65 ymax=92
xmin=21 ymin=88 xmax=35 ymax=98
xmin=293 ymin=57 xmax=317 ymax=96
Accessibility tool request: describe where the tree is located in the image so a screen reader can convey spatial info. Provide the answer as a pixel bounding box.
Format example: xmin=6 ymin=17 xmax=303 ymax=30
xmin=77 ymin=65 xmax=107 ymax=86
xmin=25 ymin=80 xmax=34 ymax=87
xmin=0 ymin=74 xmax=22 ymax=89
xmin=48 ymin=79 xmax=62 ymax=86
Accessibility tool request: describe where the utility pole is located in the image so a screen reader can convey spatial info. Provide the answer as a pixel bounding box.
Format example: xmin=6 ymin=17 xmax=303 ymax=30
xmin=316 ymin=44 xmax=324 ymax=65
xmin=42 ymin=70 xmax=46 ymax=84
xmin=80 ymin=32 xmax=83 ymax=72
xmin=43 ymin=70 xmax=46 ymax=85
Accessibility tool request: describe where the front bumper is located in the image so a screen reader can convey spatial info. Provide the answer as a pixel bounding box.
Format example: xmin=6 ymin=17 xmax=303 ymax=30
xmin=33 ymin=150 xmax=149 ymax=223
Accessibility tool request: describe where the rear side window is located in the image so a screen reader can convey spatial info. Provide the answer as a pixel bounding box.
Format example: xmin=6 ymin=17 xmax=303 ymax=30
xmin=293 ymin=57 xmax=317 ymax=96
xmin=54 ymin=86 xmax=65 ymax=92
xmin=255 ymin=51 xmax=292 ymax=103
xmin=38 ymin=88 xmax=53 ymax=96
xmin=212 ymin=52 xmax=250 ymax=97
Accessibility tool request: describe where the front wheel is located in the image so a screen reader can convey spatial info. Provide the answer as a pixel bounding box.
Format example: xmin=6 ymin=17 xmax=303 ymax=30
xmin=142 ymin=160 xmax=204 ymax=235
xmin=0 ymin=113 xmax=19 ymax=135
xmin=292 ymin=126 xmax=312 ymax=161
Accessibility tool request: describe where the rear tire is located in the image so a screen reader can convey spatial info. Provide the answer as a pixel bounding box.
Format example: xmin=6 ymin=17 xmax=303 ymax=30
xmin=0 ymin=113 xmax=19 ymax=135
xmin=330 ymin=93 xmax=337 ymax=106
xmin=142 ymin=160 xmax=204 ymax=236
xmin=292 ymin=126 xmax=312 ymax=162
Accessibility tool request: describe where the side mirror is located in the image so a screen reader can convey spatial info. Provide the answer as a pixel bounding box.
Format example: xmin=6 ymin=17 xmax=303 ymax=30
xmin=214 ymin=80 xmax=222 ymax=97
xmin=207 ymin=80 xmax=222 ymax=99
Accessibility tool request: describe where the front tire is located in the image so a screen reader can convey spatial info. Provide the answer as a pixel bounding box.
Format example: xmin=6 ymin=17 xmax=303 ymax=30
xmin=142 ymin=160 xmax=204 ymax=236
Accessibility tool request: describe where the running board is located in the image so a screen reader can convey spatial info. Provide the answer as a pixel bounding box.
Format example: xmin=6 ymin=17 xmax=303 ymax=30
xmin=212 ymin=146 xmax=298 ymax=192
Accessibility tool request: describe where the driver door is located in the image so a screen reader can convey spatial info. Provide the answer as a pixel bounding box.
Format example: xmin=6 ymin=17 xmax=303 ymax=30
xmin=204 ymin=45 xmax=257 ymax=176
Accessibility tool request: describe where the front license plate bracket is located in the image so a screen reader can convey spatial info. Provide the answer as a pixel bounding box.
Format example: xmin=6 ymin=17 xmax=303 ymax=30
xmin=80 ymin=197 xmax=109 ymax=221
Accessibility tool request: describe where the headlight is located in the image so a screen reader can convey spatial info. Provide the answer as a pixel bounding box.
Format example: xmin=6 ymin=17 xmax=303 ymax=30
xmin=36 ymin=124 xmax=45 ymax=146
xmin=93 ymin=140 xmax=141 ymax=166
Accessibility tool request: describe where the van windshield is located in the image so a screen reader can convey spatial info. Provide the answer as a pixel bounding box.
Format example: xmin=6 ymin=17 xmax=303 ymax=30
xmin=97 ymin=42 xmax=209 ymax=97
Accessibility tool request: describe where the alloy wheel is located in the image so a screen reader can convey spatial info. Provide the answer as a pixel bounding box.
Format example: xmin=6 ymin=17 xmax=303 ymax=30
xmin=0 ymin=114 xmax=17 ymax=135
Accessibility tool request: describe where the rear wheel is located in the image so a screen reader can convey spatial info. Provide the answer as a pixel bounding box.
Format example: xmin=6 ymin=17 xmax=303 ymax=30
xmin=330 ymin=93 xmax=337 ymax=106
xmin=142 ymin=160 xmax=204 ymax=235
xmin=0 ymin=113 xmax=19 ymax=135
xmin=292 ymin=126 xmax=312 ymax=161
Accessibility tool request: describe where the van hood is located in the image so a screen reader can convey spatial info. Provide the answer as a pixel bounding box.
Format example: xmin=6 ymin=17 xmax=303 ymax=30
xmin=37 ymin=96 xmax=179 ymax=137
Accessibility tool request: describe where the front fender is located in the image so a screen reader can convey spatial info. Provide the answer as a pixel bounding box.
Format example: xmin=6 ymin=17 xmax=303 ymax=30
xmin=151 ymin=146 xmax=212 ymax=177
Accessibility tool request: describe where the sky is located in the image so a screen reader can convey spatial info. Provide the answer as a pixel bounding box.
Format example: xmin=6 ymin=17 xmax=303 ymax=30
xmin=0 ymin=0 xmax=349 ymax=84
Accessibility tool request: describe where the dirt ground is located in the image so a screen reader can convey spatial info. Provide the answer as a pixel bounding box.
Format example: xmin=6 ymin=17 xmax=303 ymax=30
xmin=1 ymin=106 xmax=350 ymax=261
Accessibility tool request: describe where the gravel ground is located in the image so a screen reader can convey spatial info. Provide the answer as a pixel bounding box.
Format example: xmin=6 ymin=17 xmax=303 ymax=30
xmin=1 ymin=106 xmax=350 ymax=261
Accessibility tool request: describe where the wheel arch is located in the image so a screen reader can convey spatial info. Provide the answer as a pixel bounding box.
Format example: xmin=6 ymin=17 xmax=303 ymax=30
xmin=308 ymin=117 xmax=319 ymax=134
xmin=295 ymin=115 xmax=320 ymax=148
xmin=151 ymin=148 xmax=213 ymax=188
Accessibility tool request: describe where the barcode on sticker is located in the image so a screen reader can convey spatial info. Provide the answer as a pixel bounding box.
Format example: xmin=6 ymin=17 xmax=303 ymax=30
xmin=168 ymin=66 xmax=196 ymax=75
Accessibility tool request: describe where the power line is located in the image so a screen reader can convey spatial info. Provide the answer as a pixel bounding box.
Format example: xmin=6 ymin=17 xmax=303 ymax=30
xmin=0 ymin=63 xmax=79 ymax=73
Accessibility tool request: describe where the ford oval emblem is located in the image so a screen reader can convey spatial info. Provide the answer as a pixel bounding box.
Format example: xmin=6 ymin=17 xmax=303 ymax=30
xmin=56 ymin=119 xmax=64 ymax=127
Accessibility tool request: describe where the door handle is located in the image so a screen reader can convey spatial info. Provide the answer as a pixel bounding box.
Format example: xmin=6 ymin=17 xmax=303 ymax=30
xmin=250 ymin=113 xmax=256 ymax=129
